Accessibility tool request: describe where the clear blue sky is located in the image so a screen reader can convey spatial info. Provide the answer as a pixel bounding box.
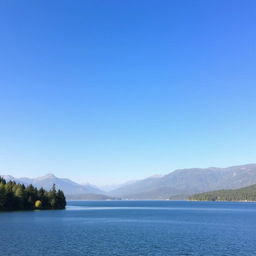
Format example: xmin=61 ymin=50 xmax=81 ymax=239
xmin=0 ymin=0 xmax=256 ymax=185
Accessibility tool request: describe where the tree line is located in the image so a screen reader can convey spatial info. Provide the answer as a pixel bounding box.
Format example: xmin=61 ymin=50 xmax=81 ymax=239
xmin=189 ymin=184 xmax=256 ymax=201
xmin=0 ymin=177 xmax=66 ymax=211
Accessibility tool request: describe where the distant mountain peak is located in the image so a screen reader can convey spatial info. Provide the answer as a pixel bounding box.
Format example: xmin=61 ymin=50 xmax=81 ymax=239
xmin=36 ymin=173 xmax=57 ymax=180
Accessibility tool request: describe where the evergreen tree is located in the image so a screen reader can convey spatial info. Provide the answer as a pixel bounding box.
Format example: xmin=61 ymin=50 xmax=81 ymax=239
xmin=0 ymin=178 xmax=66 ymax=211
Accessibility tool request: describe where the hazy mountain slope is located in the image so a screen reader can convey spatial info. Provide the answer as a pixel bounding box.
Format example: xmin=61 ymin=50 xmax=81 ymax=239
xmin=1 ymin=174 xmax=103 ymax=195
xmin=66 ymin=194 xmax=120 ymax=200
xmin=109 ymin=164 xmax=256 ymax=199
xmin=108 ymin=176 xmax=163 ymax=199
xmin=99 ymin=180 xmax=137 ymax=192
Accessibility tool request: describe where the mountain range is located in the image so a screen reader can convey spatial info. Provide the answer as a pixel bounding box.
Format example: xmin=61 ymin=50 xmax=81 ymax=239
xmin=1 ymin=173 xmax=103 ymax=195
xmin=2 ymin=163 xmax=256 ymax=200
xmin=108 ymin=164 xmax=256 ymax=199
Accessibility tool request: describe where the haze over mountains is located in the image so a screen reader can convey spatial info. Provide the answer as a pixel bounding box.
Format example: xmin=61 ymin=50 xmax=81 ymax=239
xmin=2 ymin=164 xmax=256 ymax=199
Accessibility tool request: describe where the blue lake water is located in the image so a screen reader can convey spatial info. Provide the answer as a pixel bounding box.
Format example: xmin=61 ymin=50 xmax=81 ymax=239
xmin=1 ymin=200 xmax=256 ymax=255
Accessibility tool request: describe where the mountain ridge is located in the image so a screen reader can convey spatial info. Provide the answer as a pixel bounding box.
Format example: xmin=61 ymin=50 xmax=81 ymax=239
xmin=2 ymin=163 xmax=256 ymax=200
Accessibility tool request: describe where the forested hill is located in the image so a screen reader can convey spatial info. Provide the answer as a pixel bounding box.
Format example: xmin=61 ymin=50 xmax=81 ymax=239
xmin=0 ymin=177 xmax=66 ymax=211
xmin=189 ymin=184 xmax=256 ymax=202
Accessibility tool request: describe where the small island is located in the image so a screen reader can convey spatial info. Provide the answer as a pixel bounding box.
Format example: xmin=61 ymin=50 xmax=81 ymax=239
xmin=0 ymin=177 xmax=66 ymax=211
xmin=189 ymin=184 xmax=256 ymax=202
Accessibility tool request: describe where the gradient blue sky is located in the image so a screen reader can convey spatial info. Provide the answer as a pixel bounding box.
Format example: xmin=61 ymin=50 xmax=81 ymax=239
xmin=0 ymin=0 xmax=256 ymax=185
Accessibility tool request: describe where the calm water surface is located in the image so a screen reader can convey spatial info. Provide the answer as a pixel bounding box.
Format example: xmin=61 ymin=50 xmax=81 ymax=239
xmin=1 ymin=201 xmax=256 ymax=256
